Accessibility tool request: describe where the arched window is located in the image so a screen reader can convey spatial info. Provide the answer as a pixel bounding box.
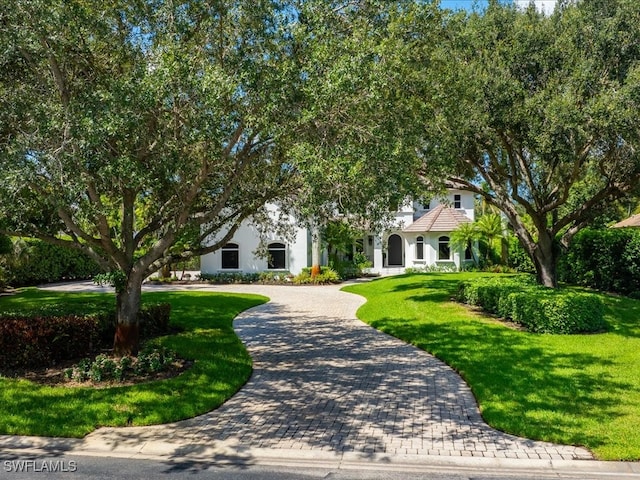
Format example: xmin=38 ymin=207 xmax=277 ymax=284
xmin=416 ymin=236 xmax=424 ymax=260
xmin=221 ymin=243 xmax=239 ymax=269
xmin=387 ymin=234 xmax=403 ymax=266
xmin=438 ymin=236 xmax=451 ymax=260
xmin=268 ymin=242 xmax=286 ymax=269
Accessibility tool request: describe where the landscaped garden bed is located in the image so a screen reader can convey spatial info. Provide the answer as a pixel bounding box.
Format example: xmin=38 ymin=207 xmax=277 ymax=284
xmin=0 ymin=288 xmax=266 ymax=437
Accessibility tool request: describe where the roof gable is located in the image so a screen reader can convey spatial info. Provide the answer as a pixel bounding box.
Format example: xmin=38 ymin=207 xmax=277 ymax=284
xmin=403 ymin=204 xmax=472 ymax=232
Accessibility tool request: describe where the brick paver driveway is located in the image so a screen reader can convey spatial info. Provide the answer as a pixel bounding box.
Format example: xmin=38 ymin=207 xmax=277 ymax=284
xmin=83 ymin=282 xmax=592 ymax=461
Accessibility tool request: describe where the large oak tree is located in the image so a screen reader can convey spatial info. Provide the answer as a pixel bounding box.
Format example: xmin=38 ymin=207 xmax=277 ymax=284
xmin=0 ymin=0 xmax=427 ymax=354
xmin=0 ymin=0 xmax=306 ymax=354
xmin=413 ymin=0 xmax=640 ymax=286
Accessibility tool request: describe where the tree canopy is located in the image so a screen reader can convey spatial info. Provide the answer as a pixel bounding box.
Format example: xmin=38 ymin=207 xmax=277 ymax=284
xmin=414 ymin=0 xmax=640 ymax=286
xmin=3 ymin=0 xmax=640 ymax=355
xmin=0 ymin=0 xmax=309 ymax=352
xmin=0 ymin=0 xmax=430 ymax=352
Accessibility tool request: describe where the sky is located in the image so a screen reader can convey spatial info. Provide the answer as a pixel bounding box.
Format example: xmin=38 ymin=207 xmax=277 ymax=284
xmin=438 ymin=0 xmax=557 ymax=13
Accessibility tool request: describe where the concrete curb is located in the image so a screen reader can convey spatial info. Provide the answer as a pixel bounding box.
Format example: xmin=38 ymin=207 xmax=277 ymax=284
xmin=2 ymin=436 xmax=640 ymax=478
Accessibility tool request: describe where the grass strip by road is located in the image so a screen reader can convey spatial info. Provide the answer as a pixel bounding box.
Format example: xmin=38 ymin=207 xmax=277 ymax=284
xmin=343 ymin=273 xmax=640 ymax=461
xmin=0 ymin=288 xmax=266 ymax=437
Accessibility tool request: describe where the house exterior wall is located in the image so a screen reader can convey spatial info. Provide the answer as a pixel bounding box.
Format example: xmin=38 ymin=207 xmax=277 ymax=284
xmin=370 ymin=190 xmax=475 ymax=274
xmin=201 ymin=215 xmax=310 ymax=275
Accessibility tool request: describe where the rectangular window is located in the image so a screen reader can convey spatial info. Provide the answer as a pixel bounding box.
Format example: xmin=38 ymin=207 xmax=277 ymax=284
xmin=454 ymin=194 xmax=462 ymax=209
xmin=221 ymin=243 xmax=239 ymax=269
xmin=268 ymin=243 xmax=287 ymax=269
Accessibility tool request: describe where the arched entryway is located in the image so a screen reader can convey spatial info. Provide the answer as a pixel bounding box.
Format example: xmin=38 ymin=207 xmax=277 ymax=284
xmin=387 ymin=234 xmax=403 ymax=266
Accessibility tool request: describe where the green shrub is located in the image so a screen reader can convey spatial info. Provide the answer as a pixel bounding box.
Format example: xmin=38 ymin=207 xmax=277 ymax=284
xmin=560 ymin=228 xmax=640 ymax=296
xmin=457 ymin=275 xmax=536 ymax=313
xmin=139 ymin=303 xmax=171 ymax=338
xmin=258 ymin=271 xmax=294 ymax=283
xmin=64 ymin=346 xmax=178 ymax=383
xmin=294 ymin=267 xmax=341 ymax=284
xmin=458 ymin=275 xmax=606 ymax=334
xmin=507 ymin=236 xmax=535 ymax=273
xmin=6 ymin=239 xmax=102 ymax=286
xmin=200 ymin=271 xmax=294 ymax=284
xmin=200 ymin=272 xmax=261 ymax=284
xmin=507 ymin=290 xmax=606 ymax=334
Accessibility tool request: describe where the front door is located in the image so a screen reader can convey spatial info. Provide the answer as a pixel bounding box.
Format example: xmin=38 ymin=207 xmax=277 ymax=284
xmin=387 ymin=234 xmax=403 ymax=266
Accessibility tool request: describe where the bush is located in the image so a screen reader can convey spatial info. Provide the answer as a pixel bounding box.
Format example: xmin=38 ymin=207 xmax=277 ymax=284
xmin=258 ymin=271 xmax=294 ymax=284
xmin=65 ymin=346 xmax=178 ymax=383
xmin=294 ymin=267 xmax=341 ymax=284
xmin=560 ymin=228 xmax=640 ymax=296
xmin=0 ymin=314 xmax=101 ymax=369
xmin=199 ymin=272 xmax=259 ymax=283
xmin=458 ymin=275 xmax=606 ymax=334
xmin=505 ymin=290 xmax=606 ymax=334
xmin=199 ymin=271 xmax=294 ymax=284
xmin=506 ymin=236 xmax=536 ymax=273
xmin=139 ymin=303 xmax=172 ymax=338
xmin=7 ymin=239 xmax=102 ymax=286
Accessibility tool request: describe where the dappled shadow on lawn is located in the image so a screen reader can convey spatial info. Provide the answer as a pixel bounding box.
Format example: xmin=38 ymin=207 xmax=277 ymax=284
xmin=601 ymin=295 xmax=640 ymax=338
xmin=79 ymin=286 xmax=594 ymax=465
xmin=368 ymin=275 xmax=633 ymax=452
xmin=0 ymin=291 xmax=266 ymax=441
xmin=1 ymin=281 xmax=599 ymax=465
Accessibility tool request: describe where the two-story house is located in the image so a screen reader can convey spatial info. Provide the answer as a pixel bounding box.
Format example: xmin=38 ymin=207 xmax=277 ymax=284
xmin=200 ymin=189 xmax=475 ymax=276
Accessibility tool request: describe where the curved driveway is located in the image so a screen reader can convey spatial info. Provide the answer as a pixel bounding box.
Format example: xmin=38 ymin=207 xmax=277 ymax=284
xmin=73 ymin=282 xmax=593 ymax=462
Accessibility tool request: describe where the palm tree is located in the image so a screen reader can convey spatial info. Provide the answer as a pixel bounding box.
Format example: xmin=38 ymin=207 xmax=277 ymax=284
xmin=450 ymin=222 xmax=480 ymax=264
xmin=476 ymin=213 xmax=504 ymax=265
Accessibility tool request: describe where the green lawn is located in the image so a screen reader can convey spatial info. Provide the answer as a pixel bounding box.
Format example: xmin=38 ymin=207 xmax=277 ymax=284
xmin=0 ymin=288 xmax=267 ymax=437
xmin=343 ymin=273 xmax=640 ymax=461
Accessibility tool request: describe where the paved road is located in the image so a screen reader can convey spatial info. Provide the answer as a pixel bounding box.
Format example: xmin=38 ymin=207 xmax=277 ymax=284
xmin=61 ymin=282 xmax=591 ymax=462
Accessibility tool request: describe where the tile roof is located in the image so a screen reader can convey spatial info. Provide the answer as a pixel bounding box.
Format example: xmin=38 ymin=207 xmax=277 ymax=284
xmin=403 ymin=204 xmax=472 ymax=232
xmin=612 ymin=214 xmax=640 ymax=228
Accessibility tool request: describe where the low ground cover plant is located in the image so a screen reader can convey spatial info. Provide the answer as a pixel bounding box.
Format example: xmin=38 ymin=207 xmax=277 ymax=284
xmin=457 ymin=275 xmax=606 ymax=334
xmin=64 ymin=346 xmax=178 ymax=384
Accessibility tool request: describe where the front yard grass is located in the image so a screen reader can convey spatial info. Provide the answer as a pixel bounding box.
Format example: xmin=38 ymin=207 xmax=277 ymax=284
xmin=0 ymin=289 xmax=267 ymax=437
xmin=343 ymin=273 xmax=640 ymax=461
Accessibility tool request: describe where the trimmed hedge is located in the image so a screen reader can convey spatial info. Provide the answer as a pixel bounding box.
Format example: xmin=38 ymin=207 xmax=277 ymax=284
xmin=458 ymin=275 xmax=606 ymax=334
xmin=560 ymin=227 xmax=640 ymax=296
xmin=0 ymin=303 xmax=172 ymax=370
xmin=7 ymin=239 xmax=102 ymax=286
xmin=0 ymin=314 xmax=101 ymax=369
xmin=199 ymin=271 xmax=294 ymax=284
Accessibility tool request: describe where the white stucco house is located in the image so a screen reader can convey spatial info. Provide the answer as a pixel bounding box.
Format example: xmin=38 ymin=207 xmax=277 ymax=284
xmin=200 ymin=189 xmax=475 ymax=276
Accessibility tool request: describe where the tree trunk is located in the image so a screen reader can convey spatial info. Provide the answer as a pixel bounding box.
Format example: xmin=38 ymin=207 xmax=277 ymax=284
xmin=532 ymin=232 xmax=558 ymax=288
xmin=311 ymin=224 xmax=321 ymax=277
xmin=114 ymin=274 xmax=143 ymax=356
